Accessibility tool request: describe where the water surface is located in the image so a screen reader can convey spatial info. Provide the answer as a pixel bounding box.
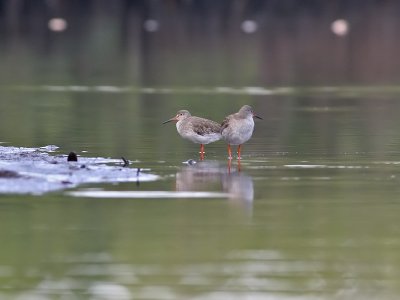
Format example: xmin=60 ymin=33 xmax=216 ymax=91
xmin=1 ymin=86 xmax=400 ymax=299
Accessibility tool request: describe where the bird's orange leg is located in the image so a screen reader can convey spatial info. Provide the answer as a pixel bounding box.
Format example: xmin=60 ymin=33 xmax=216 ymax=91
xmin=199 ymin=144 xmax=205 ymax=160
xmin=228 ymin=144 xmax=232 ymax=160
xmin=237 ymin=145 xmax=242 ymax=160
xmin=199 ymin=144 xmax=205 ymax=154
xmin=228 ymin=158 xmax=232 ymax=173
xmin=237 ymin=159 xmax=241 ymax=172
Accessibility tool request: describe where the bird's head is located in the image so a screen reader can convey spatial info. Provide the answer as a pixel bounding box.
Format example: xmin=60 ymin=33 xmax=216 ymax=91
xmin=162 ymin=110 xmax=191 ymax=124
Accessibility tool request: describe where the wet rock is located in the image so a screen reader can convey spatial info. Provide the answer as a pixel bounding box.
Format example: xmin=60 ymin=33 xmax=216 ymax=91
xmin=67 ymin=152 xmax=78 ymax=162
xmin=183 ymin=159 xmax=197 ymax=165
xmin=0 ymin=170 xmax=20 ymax=178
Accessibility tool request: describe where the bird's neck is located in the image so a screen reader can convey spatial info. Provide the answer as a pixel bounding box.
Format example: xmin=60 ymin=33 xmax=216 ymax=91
xmin=176 ymin=119 xmax=186 ymax=131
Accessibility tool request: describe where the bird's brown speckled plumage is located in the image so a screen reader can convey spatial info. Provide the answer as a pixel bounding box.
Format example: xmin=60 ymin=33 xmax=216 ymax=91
xmin=190 ymin=116 xmax=221 ymax=136
xmin=163 ymin=110 xmax=222 ymax=159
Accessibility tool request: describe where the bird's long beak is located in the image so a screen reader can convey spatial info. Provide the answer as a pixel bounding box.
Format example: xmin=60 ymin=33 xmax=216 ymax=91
xmin=253 ymin=114 xmax=263 ymax=120
xmin=162 ymin=116 xmax=178 ymax=124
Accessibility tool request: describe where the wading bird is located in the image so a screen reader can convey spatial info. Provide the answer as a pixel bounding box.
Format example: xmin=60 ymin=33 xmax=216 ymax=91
xmin=163 ymin=110 xmax=221 ymax=160
xmin=221 ymin=105 xmax=262 ymax=159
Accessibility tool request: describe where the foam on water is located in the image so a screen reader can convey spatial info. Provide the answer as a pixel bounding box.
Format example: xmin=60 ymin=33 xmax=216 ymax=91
xmin=0 ymin=145 xmax=159 ymax=195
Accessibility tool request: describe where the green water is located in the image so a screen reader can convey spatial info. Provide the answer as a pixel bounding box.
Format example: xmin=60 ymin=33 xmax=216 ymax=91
xmin=1 ymin=87 xmax=400 ymax=299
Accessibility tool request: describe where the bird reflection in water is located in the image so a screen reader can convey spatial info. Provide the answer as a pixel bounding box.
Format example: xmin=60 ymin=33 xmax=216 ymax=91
xmin=176 ymin=160 xmax=254 ymax=210
xmin=228 ymin=158 xmax=242 ymax=173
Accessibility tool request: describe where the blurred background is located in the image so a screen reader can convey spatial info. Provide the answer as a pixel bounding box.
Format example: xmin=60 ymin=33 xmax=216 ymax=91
xmin=1 ymin=0 xmax=400 ymax=86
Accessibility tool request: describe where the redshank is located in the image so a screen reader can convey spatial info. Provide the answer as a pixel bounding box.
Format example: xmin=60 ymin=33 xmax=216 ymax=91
xmin=221 ymin=105 xmax=262 ymax=159
xmin=163 ymin=110 xmax=222 ymax=160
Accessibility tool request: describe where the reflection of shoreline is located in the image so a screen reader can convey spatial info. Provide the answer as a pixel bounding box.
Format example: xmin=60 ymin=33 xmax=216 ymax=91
xmin=175 ymin=161 xmax=254 ymax=207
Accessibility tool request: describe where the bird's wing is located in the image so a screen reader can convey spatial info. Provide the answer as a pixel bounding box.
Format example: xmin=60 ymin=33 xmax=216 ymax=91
xmin=220 ymin=115 xmax=232 ymax=133
xmin=191 ymin=117 xmax=221 ymax=136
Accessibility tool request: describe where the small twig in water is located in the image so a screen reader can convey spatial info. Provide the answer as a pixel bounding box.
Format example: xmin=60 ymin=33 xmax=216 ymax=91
xmin=121 ymin=157 xmax=130 ymax=167
xmin=136 ymin=168 xmax=141 ymax=186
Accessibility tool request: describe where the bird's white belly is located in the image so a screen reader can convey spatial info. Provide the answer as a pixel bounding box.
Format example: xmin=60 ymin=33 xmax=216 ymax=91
xmin=185 ymin=132 xmax=221 ymax=144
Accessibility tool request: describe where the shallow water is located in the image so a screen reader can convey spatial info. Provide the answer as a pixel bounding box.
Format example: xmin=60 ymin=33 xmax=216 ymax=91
xmin=1 ymin=86 xmax=400 ymax=299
